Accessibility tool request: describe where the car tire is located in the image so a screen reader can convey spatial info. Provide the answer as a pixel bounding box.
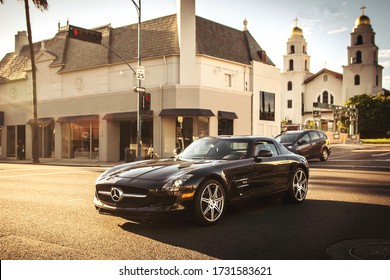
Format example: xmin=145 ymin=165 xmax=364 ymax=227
xmin=320 ymin=148 xmax=329 ymax=161
xmin=193 ymin=179 xmax=226 ymax=226
xmin=285 ymin=168 xmax=308 ymax=203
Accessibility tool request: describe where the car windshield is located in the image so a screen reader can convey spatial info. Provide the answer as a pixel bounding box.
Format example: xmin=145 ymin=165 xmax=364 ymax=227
xmin=178 ymin=138 xmax=250 ymax=160
xmin=275 ymin=133 xmax=300 ymax=143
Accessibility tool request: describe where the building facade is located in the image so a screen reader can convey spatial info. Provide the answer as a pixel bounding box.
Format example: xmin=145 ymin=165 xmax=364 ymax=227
xmin=280 ymin=6 xmax=384 ymax=133
xmin=0 ymin=0 xmax=281 ymax=161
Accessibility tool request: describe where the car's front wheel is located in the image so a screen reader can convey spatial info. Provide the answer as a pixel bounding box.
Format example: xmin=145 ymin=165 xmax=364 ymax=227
xmin=286 ymin=168 xmax=308 ymax=203
xmin=320 ymin=148 xmax=329 ymax=161
xmin=193 ymin=179 xmax=226 ymax=226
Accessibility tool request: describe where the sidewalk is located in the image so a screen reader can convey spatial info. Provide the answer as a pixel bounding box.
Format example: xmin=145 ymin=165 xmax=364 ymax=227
xmin=1 ymin=143 xmax=389 ymax=167
xmin=0 ymin=157 xmax=117 ymax=168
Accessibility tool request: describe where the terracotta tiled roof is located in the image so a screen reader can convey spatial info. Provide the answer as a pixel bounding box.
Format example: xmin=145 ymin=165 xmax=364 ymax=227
xmin=1 ymin=14 xmax=273 ymax=80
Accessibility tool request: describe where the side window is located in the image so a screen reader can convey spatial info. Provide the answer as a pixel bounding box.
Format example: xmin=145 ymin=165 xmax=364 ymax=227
xmin=254 ymin=141 xmax=279 ymax=156
xmin=309 ymin=131 xmax=320 ymax=141
xmin=299 ymin=133 xmax=310 ymax=143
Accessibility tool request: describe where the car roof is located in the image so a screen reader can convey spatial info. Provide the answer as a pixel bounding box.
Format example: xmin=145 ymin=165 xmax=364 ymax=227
xmin=280 ymin=130 xmax=322 ymax=135
xmin=203 ymin=135 xmax=274 ymax=141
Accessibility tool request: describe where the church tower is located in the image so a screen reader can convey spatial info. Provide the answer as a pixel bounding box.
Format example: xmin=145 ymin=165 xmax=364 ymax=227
xmin=342 ymin=5 xmax=383 ymax=101
xmin=281 ymin=18 xmax=312 ymax=129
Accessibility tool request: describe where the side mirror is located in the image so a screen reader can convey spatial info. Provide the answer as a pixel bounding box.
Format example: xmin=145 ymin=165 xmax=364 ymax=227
xmin=174 ymin=148 xmax=182 ymax=156
xmin=254 ymin=149 xmax=272 ymax=162
xmin=297 ymin=139 xmax=307 ymax=146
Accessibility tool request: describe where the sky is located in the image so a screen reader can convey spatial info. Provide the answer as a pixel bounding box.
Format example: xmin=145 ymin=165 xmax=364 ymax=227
xmin=1 ymin=0 xmax=390 ymax=89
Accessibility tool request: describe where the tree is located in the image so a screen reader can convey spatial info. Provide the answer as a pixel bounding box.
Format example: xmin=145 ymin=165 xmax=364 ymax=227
xmin=346 ymin=94 xmax=390 ymax=138
xmin=0 ymin=0 xmax=49 ymax=163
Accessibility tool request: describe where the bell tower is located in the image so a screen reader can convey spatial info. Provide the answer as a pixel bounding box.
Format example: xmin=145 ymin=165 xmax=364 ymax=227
xmin=283 ymin=17 xmax=311 ymax=73
xmin=342 ymin=5 xmax=383 ymax=101
xmin=280 ymin=18 xmax=312 ymax=128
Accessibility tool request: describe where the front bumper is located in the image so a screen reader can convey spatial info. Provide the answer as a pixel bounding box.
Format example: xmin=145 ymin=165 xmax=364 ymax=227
xmin=93 ymin=195 xmax=187 ymax=215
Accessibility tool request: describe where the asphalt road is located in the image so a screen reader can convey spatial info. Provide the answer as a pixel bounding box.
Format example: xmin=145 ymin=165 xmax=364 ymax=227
xmin=0 ymin=144 xmax=389 ymax=260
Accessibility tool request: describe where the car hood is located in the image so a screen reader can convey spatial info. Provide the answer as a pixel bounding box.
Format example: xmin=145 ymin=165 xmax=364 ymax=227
xmin=99 ymin=158 xmax=213 ymax=182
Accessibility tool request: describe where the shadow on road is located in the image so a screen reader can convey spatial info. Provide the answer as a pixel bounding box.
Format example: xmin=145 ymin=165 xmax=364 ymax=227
xmin=118 ymin=198 xmax=390 ymax=260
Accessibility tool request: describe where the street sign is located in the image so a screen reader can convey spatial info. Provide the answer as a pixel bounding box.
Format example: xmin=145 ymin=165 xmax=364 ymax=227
xmin=68 ymin=25 xmax=102 ymax=45
xmin=133 ymin=86 xmax=146 ymax=93
xmin=136 ymin=66 xmax=145 ymax=80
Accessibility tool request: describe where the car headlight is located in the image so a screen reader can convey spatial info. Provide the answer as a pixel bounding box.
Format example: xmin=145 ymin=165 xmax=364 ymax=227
xmin=162 ymin=174 xmax=193 ymax=192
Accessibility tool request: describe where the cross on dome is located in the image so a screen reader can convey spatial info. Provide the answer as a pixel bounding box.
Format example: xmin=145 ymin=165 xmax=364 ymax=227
xmin=294 ymin=17 xmax=299 ymax=27
xmin=360 ymin=4 xmax=366 ymax=15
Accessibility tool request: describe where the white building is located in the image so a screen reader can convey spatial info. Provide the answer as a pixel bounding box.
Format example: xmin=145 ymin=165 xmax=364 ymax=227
xmin=0 ymin=0 xmax=281 ymax=162
xmin=280 ymin=5 xmax=384 ymax=133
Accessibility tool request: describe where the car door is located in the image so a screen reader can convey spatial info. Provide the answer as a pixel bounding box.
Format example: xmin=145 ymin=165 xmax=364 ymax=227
xmin=295 ymin=132 xmax=311 ymax=158
xmin=308 ymin=131 xmax=323 ymax=157
xmin=222 ymin=158 xmax=254 ymax=201
xmin=249 ymin=140 xmax=290 ymax=196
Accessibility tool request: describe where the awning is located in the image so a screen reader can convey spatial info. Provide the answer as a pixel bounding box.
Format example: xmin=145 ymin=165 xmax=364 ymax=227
xmin=103 ymin=111 xmax=153 ymax=121
xmin=56 ymin=114 xmax=99 ymax=123
xmin=218 ymin=111 xmax=238 ymax=120
xmin=27 ymin=117 xmax=54 ymax=127
xmin=159 ymin=108 xmax=215 ymax=117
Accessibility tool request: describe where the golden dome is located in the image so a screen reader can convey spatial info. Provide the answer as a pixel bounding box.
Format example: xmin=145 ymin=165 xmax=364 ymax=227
xmin=355 ymin=14 xmax=371 ymax=28
xmin=292 ymin=26 xmax=303 ymax=36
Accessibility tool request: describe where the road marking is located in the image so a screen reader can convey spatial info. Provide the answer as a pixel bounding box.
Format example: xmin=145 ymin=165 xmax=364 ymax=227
xmin=311 ymin=164 xmax=390 ymax=170
xmin=327 ymin=159 xmax=389 ymax=162
xmin=372 ymin=152 xmax=390 ymax=157
xmin=0 ymin=170 xmax=91 ymax=179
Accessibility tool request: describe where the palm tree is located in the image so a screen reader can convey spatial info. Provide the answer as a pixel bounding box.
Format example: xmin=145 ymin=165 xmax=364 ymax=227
xmin=1 ymin=0 xmax=48 ymax=163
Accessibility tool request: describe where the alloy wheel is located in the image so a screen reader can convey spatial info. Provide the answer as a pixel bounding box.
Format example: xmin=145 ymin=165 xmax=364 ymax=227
xmin=292 ymin=169 xmax=308 ymax=202
xmin=197 ymin=181 xmax=225 ymax=224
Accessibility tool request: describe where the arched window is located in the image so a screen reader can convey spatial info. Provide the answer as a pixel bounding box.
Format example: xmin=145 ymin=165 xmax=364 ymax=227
xmin=287 ymin=81 xmax=292 ymax=91
xmin=356 ymin=51 xmax=362 ymax=64
xmin=305 ymin=60 xmax=308 ymax=71
xmin=357 ymin=35 xmax=363 ymax=45
xmin=322 ymin=91 xmax=329 ymax=104
xmin=289 ymin=59 xmax=294 ymax=71
xmin=290 ymin=45 xmax=295 ymax=54
xmin=303 ymin=45 xmax=306 ymax=54
xmin=354 ymin=75 xmax=360 ymax=85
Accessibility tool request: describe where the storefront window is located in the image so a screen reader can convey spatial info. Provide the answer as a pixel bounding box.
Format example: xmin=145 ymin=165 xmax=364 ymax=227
xmin=7 ymin=126 xmax=16 ymax=157
xmin=38 ymin=122 xmax=54 ymax=158
xmin=218 ymin=119 xmax=233 ymax=135
xmin=62 ymin=120 xmax=99 ymax=159
xmin=6 ymin=125 xmax=25 ymax=159
xmin=198 ymin=116 xmax=209 ymax=138
xmin=176 ymin=116 xmax=209 ymax=150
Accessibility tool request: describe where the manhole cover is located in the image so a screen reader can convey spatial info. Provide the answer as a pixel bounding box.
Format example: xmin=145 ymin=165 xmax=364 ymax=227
xmin=349 ymin=243 xmax=390 ymax=260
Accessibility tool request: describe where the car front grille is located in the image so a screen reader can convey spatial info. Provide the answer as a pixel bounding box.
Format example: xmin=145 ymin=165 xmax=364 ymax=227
xmin=96 ymin=184 xmax=175 ymax=208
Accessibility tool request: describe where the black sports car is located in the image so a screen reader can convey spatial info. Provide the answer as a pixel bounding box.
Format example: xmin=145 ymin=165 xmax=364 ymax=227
xmin=94 ymin=136 xmax=309 ymax=225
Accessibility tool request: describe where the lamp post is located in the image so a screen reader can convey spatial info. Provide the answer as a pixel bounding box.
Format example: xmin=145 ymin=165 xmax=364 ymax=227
xmin=131 ymin=0 xmax=142 ymax=160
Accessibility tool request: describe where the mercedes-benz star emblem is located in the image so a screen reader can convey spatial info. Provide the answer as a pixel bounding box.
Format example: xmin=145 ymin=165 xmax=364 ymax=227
xmin=110 ymin=187 xmax=123 ymax=202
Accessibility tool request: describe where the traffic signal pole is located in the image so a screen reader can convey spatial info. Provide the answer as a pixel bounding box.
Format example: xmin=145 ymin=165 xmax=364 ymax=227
xmin=134 ymin=0 xmax=142 ymax=161
xmin=68 ymin=0 xmax=143 ymax=160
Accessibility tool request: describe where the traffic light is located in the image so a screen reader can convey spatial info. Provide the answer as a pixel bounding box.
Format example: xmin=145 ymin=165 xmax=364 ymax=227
xmin=141 ymin=93 xmax=151 ymax=112
xmin=68 ymin=25 xmax=102 ymax=45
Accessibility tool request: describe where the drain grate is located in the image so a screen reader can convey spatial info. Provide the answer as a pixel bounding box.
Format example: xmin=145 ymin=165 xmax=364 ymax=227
xmin=349 ymin=243 xmax=390 ymax=260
